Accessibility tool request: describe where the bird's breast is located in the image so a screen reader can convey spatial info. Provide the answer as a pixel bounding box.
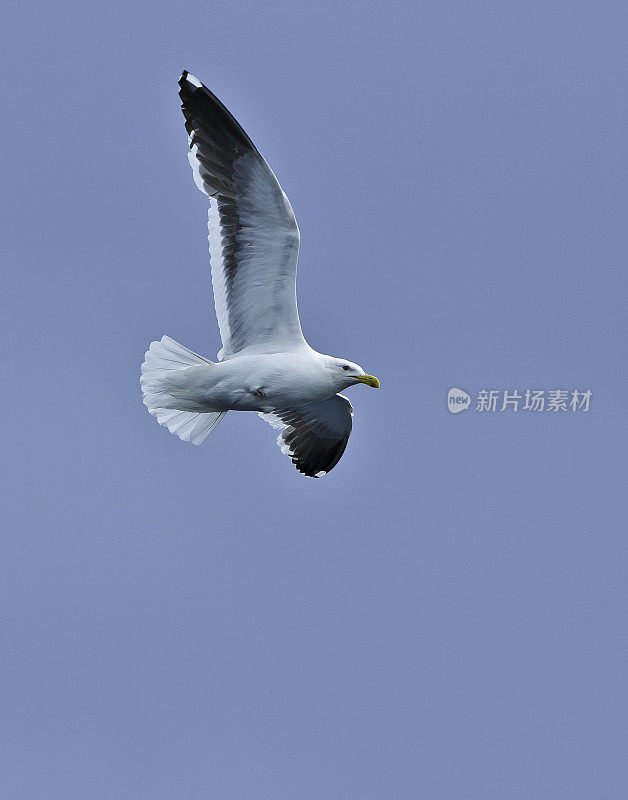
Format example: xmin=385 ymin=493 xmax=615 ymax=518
xmin=213 ymin=352 xmax=333 ymax=410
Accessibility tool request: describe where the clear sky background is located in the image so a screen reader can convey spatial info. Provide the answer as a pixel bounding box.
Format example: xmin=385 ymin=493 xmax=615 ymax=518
xmin=2 ymin=1 xmax=627 ymax=797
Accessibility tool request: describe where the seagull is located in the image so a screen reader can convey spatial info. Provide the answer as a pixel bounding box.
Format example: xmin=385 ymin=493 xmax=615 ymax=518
xmin=141 ymin=71 xmax=380 ymax=477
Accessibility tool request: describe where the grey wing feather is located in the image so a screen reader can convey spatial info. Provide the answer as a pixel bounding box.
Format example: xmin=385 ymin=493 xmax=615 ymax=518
xmin=179 ymin=71 xmax=304 ymax=360
xmin=259 ymin=394 xmax=354 ymax=477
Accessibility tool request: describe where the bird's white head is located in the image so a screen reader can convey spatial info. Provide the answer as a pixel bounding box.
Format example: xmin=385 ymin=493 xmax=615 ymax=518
xmin=325 ymin=356 xmax=380 ymax=391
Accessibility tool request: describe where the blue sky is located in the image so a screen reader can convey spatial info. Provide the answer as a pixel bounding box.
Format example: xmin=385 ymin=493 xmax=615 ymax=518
xmin=2 ymin=1 xmax=627 ymax=797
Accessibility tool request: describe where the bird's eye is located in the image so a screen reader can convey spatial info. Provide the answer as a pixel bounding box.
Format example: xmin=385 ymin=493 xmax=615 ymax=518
xmin=342 ymin=365 xmax=350 ymax=371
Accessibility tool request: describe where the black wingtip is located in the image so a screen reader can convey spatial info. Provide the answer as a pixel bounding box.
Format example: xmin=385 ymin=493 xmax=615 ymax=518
xmin=179 ymin=70 xmax=202 ymax=94
xmin=176 ymin=71 xmax=259 ymax=154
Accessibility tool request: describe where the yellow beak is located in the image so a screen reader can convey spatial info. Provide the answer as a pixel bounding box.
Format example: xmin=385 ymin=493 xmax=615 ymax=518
xmin=356 ymin=374 xmax=380 ymax=388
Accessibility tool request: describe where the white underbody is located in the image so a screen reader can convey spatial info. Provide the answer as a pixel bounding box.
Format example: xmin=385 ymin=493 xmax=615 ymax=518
xmin=150 ymin=345 xmax=346 ymax=414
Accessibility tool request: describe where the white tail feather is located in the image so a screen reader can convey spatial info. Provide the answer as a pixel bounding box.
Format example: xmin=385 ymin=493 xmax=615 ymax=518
xmin=141 ymin=336 xmax=226 ymax=445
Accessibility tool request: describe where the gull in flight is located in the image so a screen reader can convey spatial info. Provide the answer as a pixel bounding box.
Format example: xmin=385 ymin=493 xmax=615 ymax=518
xmin=141 ymin=71 xmax=380 ymax=477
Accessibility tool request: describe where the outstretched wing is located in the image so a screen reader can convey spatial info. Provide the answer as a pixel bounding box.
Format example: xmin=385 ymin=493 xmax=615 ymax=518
xmin=259 ymin=395 xmax=354 ymax=477
xmin=179 ymin=71 xmax=305 ymax=360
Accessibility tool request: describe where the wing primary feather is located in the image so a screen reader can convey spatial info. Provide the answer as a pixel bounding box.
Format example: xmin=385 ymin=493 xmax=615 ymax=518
xmin=179 ymin=70 xmax=304 ymax=360
xmin=258 ymin=395 xmax=353 ymax=478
